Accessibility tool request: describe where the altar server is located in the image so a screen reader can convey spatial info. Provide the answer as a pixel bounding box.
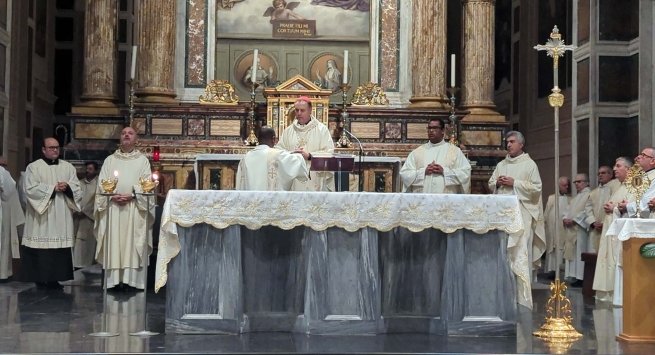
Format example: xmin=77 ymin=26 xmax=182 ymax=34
xmin=544 ymin=176 xmax=571 ymax=275
xmin=594 ymin=157 xmax=631 ymax=302
xmin=400 ymin=118 xmax=471 ymax=194
xmin=276 ymin=96 xmax=335 ymax=191
xmin=562 ymin=173 xmax=593 ymax=287
xmin=22 ymin=138 xmax=82 ymax=289
xmin=588 ymin=166 xmax=620 ymax=252
xmin=95 ymin=126 xmax=154 ymax=290
xmin=489 ymin=131 xmax=546 ymax=309
xmin=0 ymin=157 xmax=25 ymax=280
xmin=237 ymin=126 xmax=308 ymax=191
xmin=73 ymin=161 xmax=98 ymax=269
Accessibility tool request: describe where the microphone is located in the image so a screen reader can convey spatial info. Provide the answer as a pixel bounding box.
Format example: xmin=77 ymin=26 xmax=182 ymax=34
xmin=343 ymin=129 xmax=364 ymax=192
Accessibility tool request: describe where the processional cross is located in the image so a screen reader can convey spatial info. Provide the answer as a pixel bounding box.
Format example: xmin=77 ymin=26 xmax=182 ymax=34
xmin=533 ymin=26 xmax=582 ymax=345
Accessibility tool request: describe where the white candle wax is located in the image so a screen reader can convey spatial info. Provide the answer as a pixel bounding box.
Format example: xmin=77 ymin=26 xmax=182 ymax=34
xmin=251 ymin=50 xmax=259 ymax=83
xmin=113 ymin=170 xmax=119 ymax=178
xmin=130 ymin=46 xmax=137 ymax=80
xmin=450 ymin=54 xmax=456 ymax=88
xmin=343 ymin=50 xmax=349 ymax=84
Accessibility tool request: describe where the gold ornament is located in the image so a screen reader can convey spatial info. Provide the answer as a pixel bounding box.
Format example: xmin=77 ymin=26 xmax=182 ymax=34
xmin=351 ymin=82 xmax=389 ymax=106
xmin=548 ymin=87 xmax=564 ymax=108
xmin=199 ymin=80 xmax=239 ymax=105
xmin=100 ymin=178 xmax=118 ymax=194
xmin=626 ymin=164 xmax=651 ymax=218
xmin=139 ymin=177 xmax=159 ymax=194
xmin=533 ymin=279 xmax=583 ymax=340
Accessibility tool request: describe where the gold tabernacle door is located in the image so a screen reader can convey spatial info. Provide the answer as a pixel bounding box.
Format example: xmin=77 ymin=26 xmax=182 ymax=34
xmin=263 ymin=74 xmax=332 ymax=136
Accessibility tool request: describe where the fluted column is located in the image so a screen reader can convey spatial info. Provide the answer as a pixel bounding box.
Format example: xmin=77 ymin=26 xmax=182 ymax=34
xmin=408 ymin=0 xmax=449 ymax=109
xmin=135 ymin=0 xmax=178 ymax=103
xmin=461 ymin=0 xmax=503 ymax=122
xmin=78 ymin=0 xmax=117 ymax=108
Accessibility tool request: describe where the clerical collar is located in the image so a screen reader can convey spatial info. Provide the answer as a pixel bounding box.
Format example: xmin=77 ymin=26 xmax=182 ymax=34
xmin=427 ymin=140 xmax=446 ymax=147
xmin=85 ymin=176 xmax=97 ymax=183
xmin=42 ymin=158 xmax=59 ymax=166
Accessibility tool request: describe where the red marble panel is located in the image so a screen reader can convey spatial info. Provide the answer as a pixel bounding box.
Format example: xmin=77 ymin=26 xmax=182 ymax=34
xmin=186 ymin=0 xmax=206 ymax=86
xmin=379 ymin=0 xmax=398 ymax=90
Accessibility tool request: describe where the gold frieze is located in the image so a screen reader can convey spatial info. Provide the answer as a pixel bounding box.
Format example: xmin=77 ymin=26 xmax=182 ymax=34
xmin=351 ymin=82 xmax=389 ymax=106
xmin=199 ymin=80 xmax=240 ymax=105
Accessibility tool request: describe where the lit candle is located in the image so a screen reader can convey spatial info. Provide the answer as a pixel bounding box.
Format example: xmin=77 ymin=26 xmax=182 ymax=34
xmin=113 ymin=170 xmax=119 ymax=178
xmin=251 ymin=50 xmax=259 ymax=83
xmin=152 ymin=172 xmax=159 ymax=181
xmin=450 ymin=54 xmax=456 ymax=88
xmin=153 ymin=146 xmax=160 ymax=162
xmin=343 ymin=50 xmax=349 ymax=84
xmin=130 ymin=46 xmax=137 ymax=80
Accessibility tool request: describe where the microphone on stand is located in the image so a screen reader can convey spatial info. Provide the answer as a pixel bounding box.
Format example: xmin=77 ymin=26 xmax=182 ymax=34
xmin=344 ymin=129 xmax=364 ymax=192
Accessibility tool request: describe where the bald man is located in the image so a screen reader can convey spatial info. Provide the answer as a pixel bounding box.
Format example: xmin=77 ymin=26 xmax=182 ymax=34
xmin=0 ymin=157 xmax=25 ymax=280
xmin=22 ymin=138 xmax=82 ymax=289
xmin=95 ymin=126 xmax=154 ymax=290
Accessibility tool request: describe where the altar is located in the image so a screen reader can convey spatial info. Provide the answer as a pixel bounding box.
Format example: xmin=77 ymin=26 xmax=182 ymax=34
xmin=155 ymin=190 xmax=524 ymax=336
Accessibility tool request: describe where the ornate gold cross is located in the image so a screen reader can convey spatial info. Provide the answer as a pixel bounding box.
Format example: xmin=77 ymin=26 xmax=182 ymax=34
xmin=534 ymin=26 xmax=577 ymax=70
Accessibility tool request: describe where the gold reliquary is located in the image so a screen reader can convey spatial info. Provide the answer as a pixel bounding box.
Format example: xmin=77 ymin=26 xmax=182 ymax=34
xmin=351 ymin=82 xmax=389 ymax=106
xmin=199 ymin=80 xmax=239 ymax=105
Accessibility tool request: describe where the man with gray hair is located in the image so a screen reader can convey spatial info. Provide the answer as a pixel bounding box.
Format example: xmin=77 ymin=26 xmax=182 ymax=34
xmin=562 ymin=173 xmax=594 ymax=287
xmin=489 ymin=131 xmax=546 ymax=309
xmin=619 ymin=147 xmax=655 ymax=218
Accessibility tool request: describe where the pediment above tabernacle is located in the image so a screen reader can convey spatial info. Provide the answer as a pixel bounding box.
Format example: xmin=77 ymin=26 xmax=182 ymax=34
xmin=264 ymin=74 xmax=332 ymax=96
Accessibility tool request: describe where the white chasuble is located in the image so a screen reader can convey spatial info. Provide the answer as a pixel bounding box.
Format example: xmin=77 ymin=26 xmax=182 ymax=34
xmin=23 ymin=159 xmax=82 ymax=249
xmin=563 ymin=187 xmax=593 ymax=280
xmin=73 ymin=176 xmax=97 ymax=268
xmin=400 ymin=141 xmax=471 ymax=194
xmin=94 ymin=150 xmax=154 ymax=289
xmin=236 ymin=145 xmax=309 ymax=191
xmin=625 ymin=169 xmax=655 ymax=218
xmin=488 ymin=153 xmax=546 ymax=309
xmin=593 ymin=183 xmax=628 ymax=301
xmin=588 ymin=179 xmax=620 ymax=252
xmin=544 ymin=193 xmax=571 ymax=272
xmin=276 ymin=117 xmax=335 ymax=191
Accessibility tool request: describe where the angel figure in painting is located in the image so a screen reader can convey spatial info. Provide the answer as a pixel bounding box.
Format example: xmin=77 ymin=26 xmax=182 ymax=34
xmin=264 ymin=0 xmax=305 ymax=22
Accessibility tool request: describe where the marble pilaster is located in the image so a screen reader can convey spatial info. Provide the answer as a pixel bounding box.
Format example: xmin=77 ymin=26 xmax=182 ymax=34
xmin=78 ymin=0 xmax=117 ymax=109
xmin=136 ymin=0 xmax=178 ymax=103
xmin=408 ymin=0 xmax=449 ymax=109
xmin=460 ymin=0 xmax=504 ymax=122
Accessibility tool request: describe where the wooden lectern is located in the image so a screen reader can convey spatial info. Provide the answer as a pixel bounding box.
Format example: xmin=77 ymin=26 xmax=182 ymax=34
xmin=311 ymin=155 xmax=354 ymax=192
xmin=608 ymin=219 xmax=655 ymax=343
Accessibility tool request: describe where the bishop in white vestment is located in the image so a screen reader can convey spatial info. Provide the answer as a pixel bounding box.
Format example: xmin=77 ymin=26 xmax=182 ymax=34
xmin=0 ymin=157 xmax=24 ymax=280
xmin=623 ymin=148 xmax=655 ymax=218
xmin=73 ymin=162 xmax=98 ymax=269
xmin=400 ymin=118 xmax=471 ymax=194
xmin=489 ymin=131 xmax=546 ymax=309
xmin=95 ymin=127 xmax=154 ymax=290
xmin=237 ymin=126 xmax=309 ymax=191
xmin=276 ymin=97 xmax=335 ymax=191
xmin=594 ymin=157 xmax=631 ymax=302
xmin=543 ymin=176 xmax=571 ymax=274
xmin=587 ymin=166 xmax=620 ymax=252
xmin=22 ymin=138 xmax=83 ymax=288
xmin=563 ymin=174 xmax=594 ymax=285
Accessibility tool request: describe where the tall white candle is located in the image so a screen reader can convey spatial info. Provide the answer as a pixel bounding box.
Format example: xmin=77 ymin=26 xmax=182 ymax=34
xmin=343 ymin=50 xmax=349 ymax=84
xmin=251 ymin=50 xmax=259 ymax=83
xmin=450 ymin=54 xmax=456 ymax=87
xmin=130 ymin=46 xmax=137 ymax=80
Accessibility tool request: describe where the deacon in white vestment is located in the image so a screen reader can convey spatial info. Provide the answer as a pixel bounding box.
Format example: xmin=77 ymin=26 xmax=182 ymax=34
xmin=563 ymin=173 xmax=594 ymax=286
xmin=588 ymin=166 xmax=621 ymax=252
xmin=95 ymin=127 xmax=154 ymax=290
xmin=400 ymin=118 xmax=471 ymax=194
xmin=73 ymin=161 xmax=98 ymax=269
xmin=0 ymin=157 xmax=24 ymax=280
xmin=489 ymin=131 xmax=546 ymax=309
xmin=543 ymin=176 xmax=571 ymax=274
xmin=237 ymin=126 xmax=309 ymax=191
xmin=594 ymin=157 xmax=631 ymax=302
xmin=22 ymin=138 xmax=83 ymax=289
xmin=276 ymin=96 xmax=335 ymax=192
xmin=622 ymin=147 xmax=655 ymax=218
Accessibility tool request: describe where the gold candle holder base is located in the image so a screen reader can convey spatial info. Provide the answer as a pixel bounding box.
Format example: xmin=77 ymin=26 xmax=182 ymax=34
xmin=337 ymin=84 xmax=353 ymax=148
xmin=533 ymin=279 xmax=582 ymax=341
xmin=139 ymin=177 xmax=159 ymax=194
xmin=100 ymin=178 xmax=118 ymax=194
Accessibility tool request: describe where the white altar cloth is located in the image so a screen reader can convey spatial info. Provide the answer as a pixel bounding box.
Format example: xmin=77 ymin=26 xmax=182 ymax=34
xmin=155 ymin=190 xmax=523 ymax=292
xmin=605 ymin=218 xmax=655 ymax=241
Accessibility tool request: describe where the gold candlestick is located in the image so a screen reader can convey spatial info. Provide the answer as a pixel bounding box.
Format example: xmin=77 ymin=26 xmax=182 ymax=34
xmin=127 ymin=79 xmax=138 ymax=128
xmin=100 ymin=177 xmax=118 ymax=194
xmin=139 ymin=177 xmax=159 ymax=194
xmin=245 ymin=81 xmax=260 ymax=146
xmin=337 ymin=84 xmax=352 ymax=148
xmin=446 ymin=86 xmax=460 ymax=146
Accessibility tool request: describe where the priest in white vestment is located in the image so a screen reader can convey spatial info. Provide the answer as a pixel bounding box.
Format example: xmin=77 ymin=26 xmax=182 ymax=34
xmin=22 ymin=137 xmax=83 ymax=289
xmin=95 ymin=127 xmax=154 ymax=290
xmin=400 ymin=118 xmax=471 ymax=194
xmin=276 ymin=96 xmax=335 ymax=191
xmin=594 ymin=157 xmax=631 ymax=302
xmin=0 ymin=157 xmax=25 ymax=280
xmin=563 ymin=173 xmax=594 ymax=287
xmin=621 ymin=147 xmax=655 ymax=218
xmin=489 ymin=131 xmax=546 ymax=309
xmin=237 ymin=126 xmax=309 ymax=191
xmin=588 ymin=166 xmax=620 ymax=252
xmin=73 ymin=161 xmax=98 ymax=269
xmin=543 ymin=176 xmax=571 ymax=275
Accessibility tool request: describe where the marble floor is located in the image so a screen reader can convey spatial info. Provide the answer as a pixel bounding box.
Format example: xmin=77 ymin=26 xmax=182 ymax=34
xmin=0 ymin=269 xmax=653 ymax=354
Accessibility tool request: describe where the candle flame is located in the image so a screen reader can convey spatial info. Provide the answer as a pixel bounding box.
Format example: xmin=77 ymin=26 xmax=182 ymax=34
xmin=113 ymin=170 xmax=119 ymax=178
xmin=152 ymin=172 xmax=159 ymax=181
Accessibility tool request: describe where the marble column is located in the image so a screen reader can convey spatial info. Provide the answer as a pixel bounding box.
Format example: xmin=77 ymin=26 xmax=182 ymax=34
xmin=135 ymin=0 xmax=178 ymax=103
xmin=78 ymin=0 xmax=117 ymax=108
xmin=460 ymin=0 xmax=504 ymax=122
xmin=408 ymin=0 xmax=449 ymax=109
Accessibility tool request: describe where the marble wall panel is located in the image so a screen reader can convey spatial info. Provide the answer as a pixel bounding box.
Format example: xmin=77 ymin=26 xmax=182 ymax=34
xmin=379 ymin=0 xmax=399 ymax=90
xmin=210 ymin=119 xmax=241 ymax=137
xmin=186 ymin=0 xmax=206 ymax=87
xmin=188 ymin=118 xmax=205 ymax=135
xmin=460 ymin=130 xmax=502 ymax=147
xmin=351 ymin=122 xmax=380 ymax=139
xmin=75 ymin=123 xmax=122 ymax=140
xmin=384 ymin=122 xmax=402 ymax=139
xmin=132 ymin=118 xmax=147 ymax=135
xmin=151 ymin=118 xmax=183 ymax=135
xmin=406 ymin=123 xmax=428 ymax=140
